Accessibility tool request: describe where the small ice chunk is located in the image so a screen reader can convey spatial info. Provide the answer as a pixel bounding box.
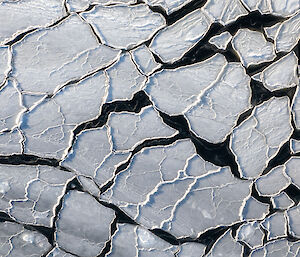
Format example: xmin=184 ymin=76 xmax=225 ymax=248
xmin=177 ymin=242 xmax=206 ymax=257
xmin=107 ymin=223 xmax=178 ymax=257
xmin=275 ymin=11 xmax=300 ymax=53
xmin=149 ymin=9 xmax=211 ymax=63
xmin=108 ymin=106 xmax=176 ymax=152
xmin=81 ymin=4 xmax=166 ymax=49
xmin=131 ymin=44 xmax=161 ymax=76
xmin=145 ymin=53 xmax=227 ymax=115
xmin=12 ymin=14 xmax=120 ymax=94
xmin=285 ymin=157 xmax=300 ymax=189
xmin=230 ymin=97 xmax=293 ymax=178
xmin=236 ymin=222 xmax=264 ymax=249
xmin=292 ymin=88 xmax=300 ymax=129
xmin=241 ymin=197 xmax=269 ymax=220
xmin=144 ymin=0 xmax=194 ymax=14
xmin=290 ymin=139 xmax=300 ymax=153
xmin=264 ymin=23 xmax=281 ymax=40
xmin=77 ymin=176 xmax=101 ymax=198
xmin=261 ymin=212 xmax=287 ymax=240
xmin=106 ymin=53 xmax=146 ymax=102
xmin=209 ymin=31 xmax=232 ymax=50
xmin=0 ymin=46 xmax=10 ymax=85
xmin=22 ymin=93 xmax=46 ymax=110
xmin=0 ymin=129 xmax=22 ymax=154
xmin=203 ymin=0 xmax=248 ymax=25
xmin=206 ymin=230 xmax=243 ymax=257
xmin=286 ymin=205 xmax=300 ymax=238
xmin=270 ymin=0 xmax=300 ymax=18
xmin=271 ymin=192 xmax=294 ymax=210
xmin=260 ymin=52 xmax=299 ymax=91
xmin=56 ymin=191 xmax=116 ymax=257
xmin=0 ymin=0 xmax=65 ymax=45
xmin=232 ymin=29 xmax=276 ymax=67
xmin=255 ymin=165 xmax=291 ymax=196
xmin=0 ymin=79 xmax=25 ymax=132
xmin=47 ymin=247 xmax=76 ymax=257
xmin=251 ymin=72 xmax=262 ymax=82
xmin=0 ymin=221 xmax=51 ymax=256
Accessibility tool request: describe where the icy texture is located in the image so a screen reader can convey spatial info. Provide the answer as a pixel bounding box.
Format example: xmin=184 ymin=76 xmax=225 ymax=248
xmin=260 ymin=52 xmax=299 ymax=91
xmin=261 ymin=212 xmax=287 ymax=240
xmin=0 ymin=0 xmax=65 ymax=45
xmin=21 ymin=71 xmax=107 ymax=159
xmin=0 ymin=46 xmax=10 ymax=85
xmin=177 ymin=242 xmax=206 ymax=257
xmin=0 ymin=221 xmax=51 ymax=256
xmin=203 ymin=0 xmax=248 ymax=25
xmin=285 ymin=157 xmax=300 ymax=189
xmin=290 ymin=139 xmax=300 ymax=153
xmin=292 ymin=88 xmax=300 ymax=129
xmin=264 ymin=23 xmax=281 ymax=40
xmin=81 ymin=4 xmax=166 ymax=49
xmin=271 ymin=192 xmax=294 ymax=210
xmin=0 ymin=129 xmax=23 ymax=154
xmin=47 ymin=247 xmax=76 ymax=257
xmin=56 ymin=190 xmax=116 ymax=257
xmin=232 ymin=29 xmax=276 ymax=67
xmin=0 ymin=164 xmax=74 ymax=226
xmin=275 ymin=11 xmax=300 ymax=53
xmin=286 ymin=205 xmax=300 ymax=238
xmin=236 ymin=222 xmax=264 ymax=248
xmin=107 ymin=223 xmax=178 ymax=256
xmin=149 ymin=9 xmax=211 ymax=63
xmin=13 ymin=15 xmax=120 ymax=94
xmin=206 ymin=230 xmax=243 ymax=257
xmin=230 ymin=97 xmax=293 ymax=178
xmin=209 ymin=31 xmax=232 ymax=50
xmin=102 ymin=139 xmax=252 ymax=238
xmin=131 ymin=45 xmax=161 ymax=76
xmin=106 ymin=53 xmax=146 ymax=102
xmin=145 ymin=0 xmax=194 ymax=14
xmin=241 ymin=197 xmax=269 ymax=220
xmin=255 ymin=165 xmax=291 ymax=196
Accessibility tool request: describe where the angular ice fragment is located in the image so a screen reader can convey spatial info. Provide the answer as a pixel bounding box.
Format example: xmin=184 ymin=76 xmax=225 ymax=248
xmin=145 ymin=53 xmax=227 ymax=115
xmin=0 ymin=164 xmax=74 ymax=226
xmin=290 ymin=139 xmax=300 ymax=153
xmin=0 ymin=221 xmax=51 ymax=257
xmin=177 ymin=242 xmax=206 ymax=257
xmin=149 ymin=9 xmax=211 ymax=63
xmin=271 ymin=192 xmax=294 ymax=210
xmin=144 ymin=0 xmax=194 ymax=14
xmin=0 ymin=0 xmax=65 ymax=45
xmin=106 ymin=53 xmax=146 ymax=102
xmin=292 ymin=88 xmax=300 ymax=129
xmin=236 ymin=222 xmax=264 ymax=249
xmin=260 ymin=52 xmax=299 ymax=91
xmin=261 ymin=212 xmax=287 ymax=240
xmin=255 ymin=165 xmax=291 ymax=196
xmin=107 ymin=223 xmax=178 ymax=257
xmin=0 ymin=46 xmax=10 ymax=85
xmin=285 ymin=157 xmax=300 ymax=189
xmin=185 ymin=62 xmax=251 ymax=143
xmin=286 ymin=205 xmax=300 ymax=238
xmin=47 ymin=247 xmax=76 ymax=257
xmin=206 ymin=230 xmax=243 ymax=257
xmin=0 ymin=79 xmax=25 ymax=132
xmin=131 ymin=44 xmax=161 ymax=76
xmin=21 ymin=71 xmax=107 ymax=159
xmin=56 ymin=191 xmax=115 ymax=257
xmin=12 ymin=14 xmax=120 ymax=94
xmin=22 ymin=93 xmax=46 ymax=110
xmin=241 ymin=197 xmax=269 ymax=220
xmin=81 ymin=4 xmax=166 ymax=49
xmin=275 ymin=11 xmax=300 ymax=53
xmin=203 ymin=0 xmax=248 ymax=25
xmin=230 ymin=97 xmax=293 ymax=178
xmin=232 ymin=29 xmax=276 ymax=67
xmin=269 ymin=0 xmax=300 ymax=16
xmin=77 ymin=176 xmax=101 ymax=198
xmin=264 ymin=23 xmax=281 ymax=40
xmin=108 ymin=106 xmax=176 ymax=152
xmin=209 ymin=31 xmax=232 ymax=50
xmin=0 ymin=129 xmax=23 ymax=154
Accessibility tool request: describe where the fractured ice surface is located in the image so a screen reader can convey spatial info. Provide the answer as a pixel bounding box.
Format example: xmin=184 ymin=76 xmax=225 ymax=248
xmin=208 ymin=31 xmax=232 ymax=50
xmin=106 ymin=223 xmax=178 ymax=257
xmin=286 ymin=205 xmax=300 ymax=238
xmin=292 ymin=88 xmax=300 ymax=129
xmin=0 ymin=0 xmax=65 ymax=45
xmin=144 ymin=0 xmax=194 ymax=14
xmin=21 ymin=71 xmax=107 ymax=159
xmin=0 ymin=46 xmax=10 ymax=85
xmin=261 ymin=212 xmax=287 ymax=240
xmin=0 ymin=164 xmax=74 ymax=226
xmin=0 ymin=221 xmax=51 ymax=257
xmin=131 ymin=45 xmax=161 ymax=76
xmin=101 ymin=139 xmax=253 ymax=238
xmin=0 ymin=129 xmax=23 ymax=155
xmin=56 ymin=190 xmax=116 ymax=257
xmin=12 ymin=14 xmax=120 ymax=95
xmin=241 ymin=196 xmax=269 ymax=220
xmin=81 ymin=4 xmax=166 ymax=49
xmin=203 ymin=0 xmax=248 ymax=25
xmin=285 ymin=157 xmax=300 ymax=189
xmin=230 ymin=97 xmax=293 ymax=179
xmin=232 ymin=29 xmax=276 ymax=67
xmin=236 ymin=222 xmax=264 ymax=249
xmin=271 ymin=192 xmax=294 ymax=210
xmin=260 ymin=51 xmax=299 ymax=91
xmin=105 ymin=53 xmax=146 ymax=102
xmin=149 ymin=9 xmax=211 ymax=63
xmin=264 ymin=23 xmax=281 ymax=40
xmin=176 ymin=242 xmax=206 ymax=257
xmin=47 ymin=247 xmax=76 ymax=257
xmin=290 ymin=139 xmax=300 ymax=153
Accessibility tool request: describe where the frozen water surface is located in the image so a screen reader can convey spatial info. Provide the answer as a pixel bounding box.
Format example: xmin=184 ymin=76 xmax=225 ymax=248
xmin=0 ymin=129 xmax=23 ymax=155
xmin=261 ymin=212 xmax=287 ymax=240
xmin=290 ymin=139 xmax=300 ymax=153
xmin=236 ymin=221 xmax=264 ymax=249
xmin=264 ymin=23 xmax=281 ymax=40
xmin=271 ymin=192 xmax=295 ymax=210
xmin=0 ymin=46 xmax=10 ymax=86
xmin=208 ymin=31 xmax=232 ymax=50
xmin=144 ymin=0 xmax=194 ymax=15
xmin=286 ymin=205 xmax=300 ymax=238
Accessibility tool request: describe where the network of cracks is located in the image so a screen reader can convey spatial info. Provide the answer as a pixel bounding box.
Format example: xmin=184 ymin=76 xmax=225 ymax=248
xmin=0 ymin=0 xmax=299 ymax=256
